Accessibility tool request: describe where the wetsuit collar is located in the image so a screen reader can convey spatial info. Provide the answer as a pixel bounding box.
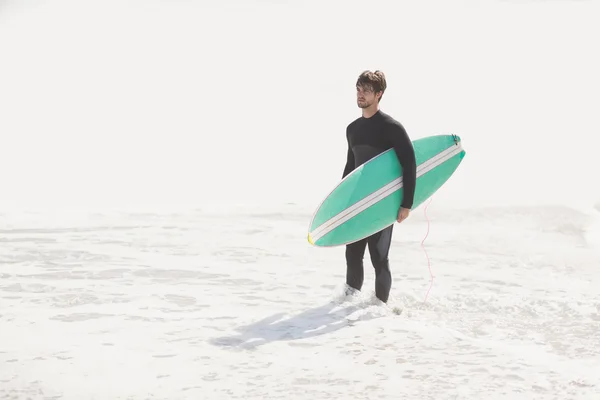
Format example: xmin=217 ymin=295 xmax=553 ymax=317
xmin=362 ymin=109 xmax=381 ymax=119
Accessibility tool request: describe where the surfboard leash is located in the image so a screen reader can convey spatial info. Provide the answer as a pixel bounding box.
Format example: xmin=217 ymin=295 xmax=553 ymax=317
xmin=422 ymin=197 xmax=434 ymax=303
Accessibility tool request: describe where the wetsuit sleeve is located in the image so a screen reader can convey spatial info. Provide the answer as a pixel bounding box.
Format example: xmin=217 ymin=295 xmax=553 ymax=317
xmin=342 ymin=129 xmax=355 ymax=178
xmin=387 ymin=124 xmax=416 ymax=209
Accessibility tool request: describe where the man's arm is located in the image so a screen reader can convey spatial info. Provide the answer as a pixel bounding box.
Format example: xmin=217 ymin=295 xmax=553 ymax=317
xmin=342 ymin=144 xmax=355 ymax=178
xmin=342 ymin=128 xmax=355 ymax=178
xmin=387 ymin=124 xmax=416 ymax=209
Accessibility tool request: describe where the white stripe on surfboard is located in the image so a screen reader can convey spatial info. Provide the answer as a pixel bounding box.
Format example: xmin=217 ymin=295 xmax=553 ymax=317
xmin=310 ymin=142 xmax=461 ymax=239
xmin=310 ymin=143 xmax=463 ymax=242
xmin=310 ymin=142 xmax=463 ymax=243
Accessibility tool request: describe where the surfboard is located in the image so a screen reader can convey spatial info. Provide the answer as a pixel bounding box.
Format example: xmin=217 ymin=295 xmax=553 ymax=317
xmin=307 ymin=134 xmax=466 ymax=247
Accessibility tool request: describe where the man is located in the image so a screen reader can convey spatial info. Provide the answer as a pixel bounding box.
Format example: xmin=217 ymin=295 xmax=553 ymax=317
xmin=341 ymin=70 xmax=417 ymax=304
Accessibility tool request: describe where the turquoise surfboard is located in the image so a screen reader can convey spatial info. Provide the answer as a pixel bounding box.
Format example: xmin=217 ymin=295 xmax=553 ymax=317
xmin=307 ymin=134 xmax=466 ymax=247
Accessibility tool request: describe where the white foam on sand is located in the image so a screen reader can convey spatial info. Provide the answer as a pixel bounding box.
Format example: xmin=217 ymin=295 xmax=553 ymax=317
xmin=1 ymin=204 xmax=600 ymax=399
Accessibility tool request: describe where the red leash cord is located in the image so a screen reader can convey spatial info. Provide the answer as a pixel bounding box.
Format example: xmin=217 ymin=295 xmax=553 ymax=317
xmin=422 ymin=197 xmax=434 ymax=303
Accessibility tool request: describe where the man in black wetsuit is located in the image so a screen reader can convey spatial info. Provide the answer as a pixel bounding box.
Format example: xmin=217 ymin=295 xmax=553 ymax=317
xmin=342 ymin=70 xmax=417 ymax=304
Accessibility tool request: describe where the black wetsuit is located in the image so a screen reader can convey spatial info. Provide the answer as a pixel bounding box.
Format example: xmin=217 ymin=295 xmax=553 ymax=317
xmin=342 ymin=110 xmax=416 ymax=303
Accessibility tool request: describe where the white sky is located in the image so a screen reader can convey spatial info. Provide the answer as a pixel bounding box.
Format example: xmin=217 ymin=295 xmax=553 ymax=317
xmin=1 ymin=0 xmax=598 ymax=211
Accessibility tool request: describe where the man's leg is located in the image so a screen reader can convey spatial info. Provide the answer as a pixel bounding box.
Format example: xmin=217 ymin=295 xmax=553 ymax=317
xmin=345 ymin=237 xmax=368 ymax=292
xmin=367 ymin=224 xmax=394 ymax=303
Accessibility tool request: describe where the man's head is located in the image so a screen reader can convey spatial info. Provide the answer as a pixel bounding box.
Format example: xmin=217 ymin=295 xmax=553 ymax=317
xmin=356 ymin=70 xmax=386 ymax=109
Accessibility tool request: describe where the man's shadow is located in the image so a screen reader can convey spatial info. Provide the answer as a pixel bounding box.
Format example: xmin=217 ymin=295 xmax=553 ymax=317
xmin=208 ymin=300 xmax=382 ymax=350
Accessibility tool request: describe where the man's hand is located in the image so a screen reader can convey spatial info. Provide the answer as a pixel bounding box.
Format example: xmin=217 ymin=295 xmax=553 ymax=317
xmin=397 ymin=207 xmax=410 ymax=223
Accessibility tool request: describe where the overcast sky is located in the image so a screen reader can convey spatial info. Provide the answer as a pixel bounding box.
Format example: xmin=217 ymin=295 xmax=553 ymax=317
xmin=1 ymin=0 xmax=598 ymax=211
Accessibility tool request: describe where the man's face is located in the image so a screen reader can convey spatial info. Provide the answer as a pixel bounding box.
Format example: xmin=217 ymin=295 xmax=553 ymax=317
xmin=356 ymin=84 xmax=380 ymax=108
